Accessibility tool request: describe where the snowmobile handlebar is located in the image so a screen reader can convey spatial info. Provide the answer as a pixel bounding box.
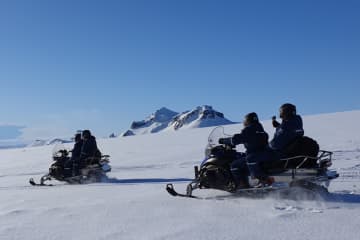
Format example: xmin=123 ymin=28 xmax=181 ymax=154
xmin=218 ymin=137 xmax=236 ymax=149
xmin=218 ymin=137 xmax=231 ymax=145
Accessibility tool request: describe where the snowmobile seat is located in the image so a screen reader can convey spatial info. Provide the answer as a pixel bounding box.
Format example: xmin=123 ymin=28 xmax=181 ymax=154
xmin=86 ymin=156 xmax=101 ymax=166
xmin=84 ymin=149 xmax=103 ymax=166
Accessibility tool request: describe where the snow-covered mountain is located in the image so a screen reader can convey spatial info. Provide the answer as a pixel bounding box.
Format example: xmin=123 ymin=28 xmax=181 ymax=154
xmin=122 ymin=105 xmax=234 ymax=136
xmin=122 ymin=107 xmax=178 ymax=136
xmin=28 ymin=138 xmax=73 ymax=147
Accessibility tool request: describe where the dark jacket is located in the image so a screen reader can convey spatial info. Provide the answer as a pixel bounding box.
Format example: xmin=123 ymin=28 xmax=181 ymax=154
xmin=232 ymin=122 xmax=269 ymax=154
xmin=80 ymin=136 xmax=98 ymax=159
xmin=270 ymin=115 xmax=304 ymax=151
xmin=71 ymin=140 xmax=83 ymax=161
xmin=231 ymin=122 xmax=277 ymax=178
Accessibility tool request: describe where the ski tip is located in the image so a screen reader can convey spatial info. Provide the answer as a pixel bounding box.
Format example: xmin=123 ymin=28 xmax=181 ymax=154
xmin=29 ymin=178 xmax=36 ymax=186
xmin=166 ymin=184 xmax=178 ymax=196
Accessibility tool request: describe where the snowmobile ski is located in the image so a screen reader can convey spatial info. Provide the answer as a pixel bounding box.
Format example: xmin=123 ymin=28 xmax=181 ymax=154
xmin=166 ymin=182 xmax=288 ymax=198
xmin=29 ymin=177 xmax=53 ymax=186
xmin=166 ymin=184 xmax=198 ymax=198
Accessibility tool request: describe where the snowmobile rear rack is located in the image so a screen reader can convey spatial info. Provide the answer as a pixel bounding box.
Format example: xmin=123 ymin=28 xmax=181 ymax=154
xmin=279 ymin=150 xmax=332 ymax=169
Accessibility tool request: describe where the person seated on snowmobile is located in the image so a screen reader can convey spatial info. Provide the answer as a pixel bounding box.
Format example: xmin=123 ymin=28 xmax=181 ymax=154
xmin=79 ymin=130 xmax=99 ymax=168
xmin=64 ymin=133 xmax=83 ymax=177
xmin=269 ymin=103 xmax=304 ymax=157
xmin=70 ymin=133 xmax=83 ymax=161
xmin=219 ymin=112 xmax=276 ymax=188
xmin=71 ymin=130 xmax=99 ymax=176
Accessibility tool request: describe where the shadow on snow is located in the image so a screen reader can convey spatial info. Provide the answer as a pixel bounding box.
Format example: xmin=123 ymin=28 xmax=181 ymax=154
xmin=103 ymin=177 xmax=192 ymax=185
xmin=325 ymin=191 xmax=360 ymax=204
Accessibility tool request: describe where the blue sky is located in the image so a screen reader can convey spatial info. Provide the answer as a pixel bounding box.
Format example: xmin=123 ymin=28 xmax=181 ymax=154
xmin=0 ymin=0 xmax=359 ymax=142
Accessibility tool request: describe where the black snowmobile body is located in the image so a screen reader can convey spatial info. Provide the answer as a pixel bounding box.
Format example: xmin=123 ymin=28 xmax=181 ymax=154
xmin=195 ymin=145 xmax=241 ymax=192
xmin=166 ymin=126 xmax=339 ymax=198
xmin=30 ymin=145 xmax=111 ymax=186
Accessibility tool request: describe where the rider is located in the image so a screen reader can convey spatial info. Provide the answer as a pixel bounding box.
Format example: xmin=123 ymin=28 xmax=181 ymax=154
xmin=64 ymin=133 xmax=83 ymax=177
xmin=78 ymin=130 xmax=99 ymax=169
xmin=270 ymin=103 xmax=304 ymax=156
xmin=219 ymin=112 xmax=276 ymax=188
xmin=72 ymin=133 xmax=83 ymax=160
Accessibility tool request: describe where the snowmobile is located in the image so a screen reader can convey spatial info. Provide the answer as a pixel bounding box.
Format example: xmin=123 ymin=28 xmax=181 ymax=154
xmin=29 ymin=144 xmax=111 ymax=186
xmin=166 ymin=126 xmax=339 ymax=198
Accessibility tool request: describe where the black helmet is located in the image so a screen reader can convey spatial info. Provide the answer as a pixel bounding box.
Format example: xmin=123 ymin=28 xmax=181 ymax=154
xmin=74 ymin=133 xmax=82 ymax=142
xmin=279 ymin=103 xmax=296 ymax=120
xmin=243 ymin=112 xmax=259 ymax=126
xmin=82 ymin=130 xmax=91 ymax=139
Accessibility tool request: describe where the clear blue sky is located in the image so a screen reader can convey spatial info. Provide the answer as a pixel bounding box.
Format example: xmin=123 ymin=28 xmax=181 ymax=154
xmin=0 ymin=0 xmax=359 ymax=141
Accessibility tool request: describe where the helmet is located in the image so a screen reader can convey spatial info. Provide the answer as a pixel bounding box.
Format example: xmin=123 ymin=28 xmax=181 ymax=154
xmin=74 ymin=133 xmax=82 ymax=142
xmin=243 ymin=112 xmax=259 ymax=127
xmin=279 ymin=103 xmax=296 ymax=120
xmin=82 ymin=130 xmax=92 ymax=140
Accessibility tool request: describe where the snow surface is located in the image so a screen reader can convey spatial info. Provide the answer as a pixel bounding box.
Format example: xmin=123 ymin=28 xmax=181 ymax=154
xmin=1 ymin=110 xmax=360 ymax=240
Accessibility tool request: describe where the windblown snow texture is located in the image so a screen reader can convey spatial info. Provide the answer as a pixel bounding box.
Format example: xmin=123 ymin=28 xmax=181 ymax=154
xmin=1 ymin=110 xmax=360 ymax=240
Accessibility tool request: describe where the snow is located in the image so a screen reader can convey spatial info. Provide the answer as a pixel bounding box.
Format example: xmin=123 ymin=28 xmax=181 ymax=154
xmin=122 ymin=105 xmax=234 ymax=136
xmin=1 ymin=110 xmax=360 ymax=240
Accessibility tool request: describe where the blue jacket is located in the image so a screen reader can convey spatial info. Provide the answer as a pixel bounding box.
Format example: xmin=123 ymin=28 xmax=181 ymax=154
xmin=231 ymin=122 xmax=269 ymax=154
xmin=270 ymin=115 xmax=304 ymax=151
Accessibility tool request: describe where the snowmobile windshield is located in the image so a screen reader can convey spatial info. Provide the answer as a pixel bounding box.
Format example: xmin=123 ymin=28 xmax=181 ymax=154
xmin=207 ymin=126 xmax=232 ymax=148
xmin=52 ymin=143 xmax=70 ymax=158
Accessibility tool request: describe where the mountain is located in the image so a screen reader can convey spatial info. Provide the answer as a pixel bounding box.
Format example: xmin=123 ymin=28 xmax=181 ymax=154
xmin=123 ymin=107 xmax=179 ymax=136
xmin=121 ymin=105 xmax=234 ymax=136
xmin=109 ymin=133 xmax=117 ymax=138
xmin=28 ymin=138 xmax=73 ymax=147
xmin=169 ymin=105 xmax=234 ymax=130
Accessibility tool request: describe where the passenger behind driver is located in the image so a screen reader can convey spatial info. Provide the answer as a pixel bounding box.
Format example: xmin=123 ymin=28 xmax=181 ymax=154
xmin=79 ymin=130 xmax=98 ymax=168
xmin=270 ymin=103 xmax=304 ymax=156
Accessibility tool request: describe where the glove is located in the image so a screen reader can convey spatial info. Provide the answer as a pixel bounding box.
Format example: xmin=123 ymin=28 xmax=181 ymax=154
xmin=218 ymin=137 xmax=233 ymax=146
xmin=272 ymin=116 xmax=280 ymax=128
